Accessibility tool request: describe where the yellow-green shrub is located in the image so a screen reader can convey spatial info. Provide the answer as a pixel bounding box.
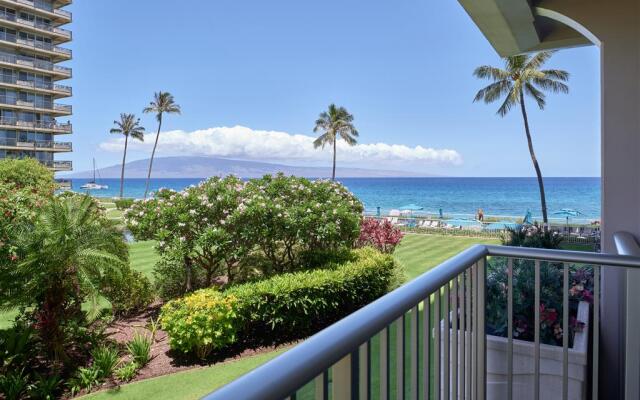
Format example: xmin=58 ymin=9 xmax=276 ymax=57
xmin=160 ymin=290 xmax=237 ymax=359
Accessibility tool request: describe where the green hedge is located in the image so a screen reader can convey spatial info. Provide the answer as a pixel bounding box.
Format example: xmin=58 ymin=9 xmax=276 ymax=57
xmin=226 ymin=247 xmax=402 ymax=343
xmin=114 ymin=198 xmax=135 ymax=210
xmin=160 ymin=247 xmax=402 ymax=356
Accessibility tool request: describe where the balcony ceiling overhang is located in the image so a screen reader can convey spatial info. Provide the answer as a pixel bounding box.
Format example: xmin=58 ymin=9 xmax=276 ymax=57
xmin=457 ymin=0 xmax=591 ymax=57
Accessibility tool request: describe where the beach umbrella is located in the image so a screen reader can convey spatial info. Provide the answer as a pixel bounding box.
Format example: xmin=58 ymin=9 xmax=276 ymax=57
xmin=552 ymin=208 xmax=584 ymax=226
xmin=523 ymin=209 xmax=533 ymax=225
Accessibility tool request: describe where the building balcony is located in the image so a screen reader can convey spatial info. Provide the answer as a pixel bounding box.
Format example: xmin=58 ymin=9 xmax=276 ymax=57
xmin=0 ymin=31 xmax=72 ymax=61
xmin=55 ymin=178 xmax=71 ymax=189
xmin=0 ymin=53 xmax=72 ymax=79
xmin=203 ymin=241 xmax=640 ymax=400
xmin=43 ymin=159 xmax=71 ymax=171
xmin=0 ymin=137 xmax=71 ymax=151
xmin=0 ymin=75 xmax=71 ymax=97
xmin=0 ymin=118 xmax=72 ymax=133
xmin=0 ymin=96 xmax=72 ymax=115
xmin=0 ymin=9 xmax=71 ymax=43
xmin=0 ymin=0 xmax=72 ymax=25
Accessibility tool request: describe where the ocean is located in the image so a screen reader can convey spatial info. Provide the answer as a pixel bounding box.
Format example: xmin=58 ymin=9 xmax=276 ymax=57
xmin=71 ymin=177 xmax=601 ymax=223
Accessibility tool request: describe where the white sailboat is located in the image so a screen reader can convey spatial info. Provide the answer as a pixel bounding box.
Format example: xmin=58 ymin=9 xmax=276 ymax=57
xmin=80 ymin=159 xmax=109 ymax=190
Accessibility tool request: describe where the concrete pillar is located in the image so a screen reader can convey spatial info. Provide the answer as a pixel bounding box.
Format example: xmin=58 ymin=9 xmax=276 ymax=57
xmin=536 ymin=1 xmax=640 ymax=397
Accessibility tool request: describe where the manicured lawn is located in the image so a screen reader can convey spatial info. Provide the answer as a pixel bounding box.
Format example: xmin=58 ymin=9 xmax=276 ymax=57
xmin=394 ymin=233 xmax=500 ymax=280
xmin=83 ymin=348 xmax=289 ymax=400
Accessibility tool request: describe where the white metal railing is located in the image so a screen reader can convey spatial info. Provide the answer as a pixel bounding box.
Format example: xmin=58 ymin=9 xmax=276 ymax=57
xmin=0 ymin=9 xmax=71 ymax=38
xmin=0 ymin=30 xmax=71 ymax=57
xmin=0 ymin=52 xmax=71 ymax=76
xmin=0 ymin=74 xmax=72 ymax=94
xmin=0 ymin=96 xmax=72 ymax=113
xmin=0 ymin=137 xmax=72 ymax=150
xmin=203 ymin=244 xmax=640 ymax=400
xmin=0 ymin=118 xmax=72 ymax=132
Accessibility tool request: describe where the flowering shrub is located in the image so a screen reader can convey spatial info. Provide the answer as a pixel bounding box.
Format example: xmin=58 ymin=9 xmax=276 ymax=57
xmin=160 ymin=290 xmax=237 ymax=359
xmin=125 ymin=174 xmax=364 ymax=297
xmin=486 ymin=258 xmax=593 ymax=346
xmin=229 ymin=175 xmax=363 ymax=274
xmin=356 ymin=218 xmax=404 ymax=253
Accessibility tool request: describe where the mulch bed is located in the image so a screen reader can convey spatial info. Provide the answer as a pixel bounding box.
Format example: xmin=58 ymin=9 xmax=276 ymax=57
xmin=102 ymin=302 xmax=295 ymax=386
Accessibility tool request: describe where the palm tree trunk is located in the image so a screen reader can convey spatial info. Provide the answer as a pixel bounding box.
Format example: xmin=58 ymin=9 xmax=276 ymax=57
xmin=519 ymin=90 xmax=549 ymax=226
xmin=332 ymin=136 xmax=337 ymax=181
xmin=120 ymin=135 xmax=129 ymax=198
xmin=144 ymin=114 xmax=162 ymax=199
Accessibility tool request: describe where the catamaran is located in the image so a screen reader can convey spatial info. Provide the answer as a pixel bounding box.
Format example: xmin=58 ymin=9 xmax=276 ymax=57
xmin=80 ymin=159 xmax=109 ymax=190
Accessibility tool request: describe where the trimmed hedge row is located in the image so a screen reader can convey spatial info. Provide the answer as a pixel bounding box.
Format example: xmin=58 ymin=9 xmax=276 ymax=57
xmin=160 ymin=247 xmax=402 ymax=357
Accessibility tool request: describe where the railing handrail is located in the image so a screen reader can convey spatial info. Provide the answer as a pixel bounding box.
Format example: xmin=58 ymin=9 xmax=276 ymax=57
xmin=204 ymin=243 xmax=640 ymax=400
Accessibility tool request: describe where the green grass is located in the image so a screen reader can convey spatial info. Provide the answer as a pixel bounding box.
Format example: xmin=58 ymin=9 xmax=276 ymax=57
xmin=83 ymin=348 xmax=289 ymax=400
xmin=394 ymin=233 xmax=500 ymax=280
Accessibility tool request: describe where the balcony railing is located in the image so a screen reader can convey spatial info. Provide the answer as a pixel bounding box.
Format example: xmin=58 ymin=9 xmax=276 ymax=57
xmin=10 ymin=0 xmax=72 ymax=21
xmin=0 ymin=9 xmax=72 ymax=39
xmin=0 ymin=52 xmax=72 ymax=77
xmin=0 ymin=31 xmax=72 ymax=57
xmin=0 ymin=137 xmax=72 ymax=150
xmin=204 ymin=242 xmax=640 ymax=400
xmin=0 ymin=96 xmax=72 ymax=113
xmin=0 ymin=74 xmax=72 ymax=94
xmin=42 ymin=159 xmax=71 ymax=170
xmin=0 ymin=118 xmax=72 ymax=132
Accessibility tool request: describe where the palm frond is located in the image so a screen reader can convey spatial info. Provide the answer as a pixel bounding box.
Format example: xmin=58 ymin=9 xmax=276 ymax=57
xmin=524 ymin=83 xmax=546 ymax=109
xmin=472 ymin=65 xmax=510 ymax=81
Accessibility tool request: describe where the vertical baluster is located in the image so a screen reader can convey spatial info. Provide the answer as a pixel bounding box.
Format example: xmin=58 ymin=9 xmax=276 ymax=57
xmin=507 ymin=258 xmax=514 ymax=400
xmin=534 ymin=260 xmax=541 ymax=400
xmin=466 ymin=267 xmax=472 ymax=400
xmin=424 ymin=296 xmax=431 ymax=400
xmin=397 ymin=315 xmax=405 ymax=400
xmin=435 ymin=288 xmax=441 ymax=400
xmin=444 ymin=283 xmax=450 ymax=400
xmin=477 ymin=258 xmax=486 ymax=400
xmin=360 ymin=341 xmax=370 ymax=400
xmin=452 ymin=275 xmax=459 ymax=400
xmin=562 ymin=263 xmax=569 ymax=400
xmin=593 ymin=265 xmax=600 ymax=400
xmin=460 ymin=272 xmax=466 ymax=400
xmin=333 ymin=354 xmax=352 ymax=400
xmin=314 ymin=371 xmax=328 ymax=400
xmin=381 ymin=326 xmax=389 ymax=400
xmin=471 ymin=263 xmax=477 ymax=400
xmin=411 ymin=306 xmax=419 ymax=400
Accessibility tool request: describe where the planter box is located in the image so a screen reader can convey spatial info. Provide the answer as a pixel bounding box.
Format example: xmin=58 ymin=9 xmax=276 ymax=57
xmin=486 ymin=301 xmax=590 ymax=400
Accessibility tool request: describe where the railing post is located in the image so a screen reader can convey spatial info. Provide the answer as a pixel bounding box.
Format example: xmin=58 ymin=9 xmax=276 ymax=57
xmin=476 ymin=257 xmax=486 ymax=400
xmin=332 ymin=354 xmax=352 ymax=400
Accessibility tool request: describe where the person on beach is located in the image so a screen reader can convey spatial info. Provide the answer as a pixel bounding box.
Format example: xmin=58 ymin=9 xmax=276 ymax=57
xmin=477 ymin=208 xmax=484 ymax=222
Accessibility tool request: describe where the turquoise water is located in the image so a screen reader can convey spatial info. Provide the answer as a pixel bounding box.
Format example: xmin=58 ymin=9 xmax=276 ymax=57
xmin=71 ymin=177 xmax=601 ymax=222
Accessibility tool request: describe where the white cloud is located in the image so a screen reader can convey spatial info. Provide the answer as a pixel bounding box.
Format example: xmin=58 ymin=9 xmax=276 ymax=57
xmin=100 ymin=125 xmax=462 ymax=167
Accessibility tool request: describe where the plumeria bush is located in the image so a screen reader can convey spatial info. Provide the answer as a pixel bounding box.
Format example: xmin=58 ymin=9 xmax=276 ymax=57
xmin=125 ymin=174 xmax=364 ymax=298
xmin=502 ymin=223 xmax=563 ymax=249
xmin=356 ymin=218 xmax=404 ymax=253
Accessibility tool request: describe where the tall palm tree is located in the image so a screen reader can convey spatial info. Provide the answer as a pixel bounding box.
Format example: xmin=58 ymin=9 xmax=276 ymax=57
xmin=473 ymin=51 xmax=569 ymax=226
xmin=17 ymin=195 xmax=127 ymax=360
xmin=143 ymin=91 xmax=181 ymax=199
xmin=313 ymin=104 xmax=359 ymax=180
xmin=110 ymin=113 xmax=145 ymax=198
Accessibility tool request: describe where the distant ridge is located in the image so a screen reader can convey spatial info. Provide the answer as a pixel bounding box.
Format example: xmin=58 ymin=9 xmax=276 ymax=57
xmin=67 ymin=156 xmax=433 ymax=179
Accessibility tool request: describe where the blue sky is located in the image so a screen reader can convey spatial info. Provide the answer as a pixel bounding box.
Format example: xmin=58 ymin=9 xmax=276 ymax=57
xmin=64 ymin=0 xmax=600 ymax=176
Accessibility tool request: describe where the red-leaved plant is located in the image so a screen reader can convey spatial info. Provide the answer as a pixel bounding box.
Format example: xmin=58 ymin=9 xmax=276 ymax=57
xmin=357 ymin=218 xmax=404 ymax=253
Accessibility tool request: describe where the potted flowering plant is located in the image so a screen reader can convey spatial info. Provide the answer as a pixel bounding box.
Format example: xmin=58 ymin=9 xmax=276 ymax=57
xmin=483 ymin=224 xmax=594 ymax=399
